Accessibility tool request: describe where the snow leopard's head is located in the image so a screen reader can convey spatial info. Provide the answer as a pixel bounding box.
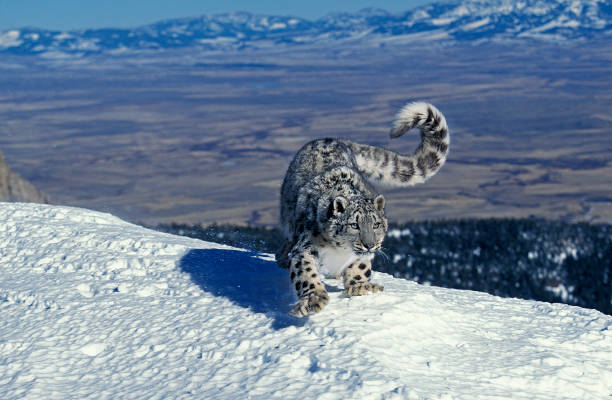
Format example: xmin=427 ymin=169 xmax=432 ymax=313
xmin=322 ymin=195 xmax=388 ymax=256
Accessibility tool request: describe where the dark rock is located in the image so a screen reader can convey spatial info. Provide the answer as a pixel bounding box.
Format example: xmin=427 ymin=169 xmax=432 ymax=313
xmin=0 ymin=149 xmax=49 ymax=203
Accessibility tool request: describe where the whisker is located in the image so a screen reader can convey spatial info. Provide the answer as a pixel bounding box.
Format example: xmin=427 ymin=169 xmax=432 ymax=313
xmin=376 ymin=249 xmax=390 ymax=262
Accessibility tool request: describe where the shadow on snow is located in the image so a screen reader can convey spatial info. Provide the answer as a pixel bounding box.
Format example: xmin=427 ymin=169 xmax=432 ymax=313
xmin=179 ymin=248 xmax=305 ymax=330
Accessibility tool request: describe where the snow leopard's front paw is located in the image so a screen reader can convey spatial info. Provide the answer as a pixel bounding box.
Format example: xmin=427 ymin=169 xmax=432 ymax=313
xmin=345 ymin=282 xmax=384 ymax=297
xmin=290 ymin=290 xmax=329 ymax=317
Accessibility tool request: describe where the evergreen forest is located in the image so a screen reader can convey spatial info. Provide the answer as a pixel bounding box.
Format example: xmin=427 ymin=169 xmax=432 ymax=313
xmin=157 ymin=219 xmax=612 ymax=315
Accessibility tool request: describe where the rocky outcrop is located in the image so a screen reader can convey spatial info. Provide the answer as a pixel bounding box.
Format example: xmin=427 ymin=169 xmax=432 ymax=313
xmin=0 ymin=149 xmax=49 ymax=203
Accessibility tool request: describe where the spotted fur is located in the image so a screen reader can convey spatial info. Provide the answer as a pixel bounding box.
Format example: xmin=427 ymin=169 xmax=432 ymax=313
xmin=276 ymin=101 xmax=449 ymax=317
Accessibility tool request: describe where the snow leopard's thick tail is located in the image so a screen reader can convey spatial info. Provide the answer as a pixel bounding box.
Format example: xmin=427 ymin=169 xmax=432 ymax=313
xmin=349 ymin=101 xmax=450 ymax=186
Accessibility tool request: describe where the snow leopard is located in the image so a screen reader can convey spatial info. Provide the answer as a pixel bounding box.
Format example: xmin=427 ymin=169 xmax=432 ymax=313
xmin=276 ymin=102 xmax=450 ymax=317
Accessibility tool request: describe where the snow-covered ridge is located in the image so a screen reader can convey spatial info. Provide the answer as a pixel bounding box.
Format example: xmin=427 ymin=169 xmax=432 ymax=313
xmin=1 ymin=0 xmax=611 ymax=57
xmin=1 ymin=202 xmax=611 ymax=399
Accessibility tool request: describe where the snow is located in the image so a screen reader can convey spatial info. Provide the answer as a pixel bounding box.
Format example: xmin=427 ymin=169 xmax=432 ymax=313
xmin=54 ymin=32 xmax=73 ymax=40
xmin=545 ymin=282 xmax=573 ymax=302
xmin=386 ymin=228 xmax=411 ymax=239
xmin=0 ymin=30 xmax=22 ymax=49
xmin=461 ymin=18 xmax=491 ymax=31
xmin=1 ymin=202 xmax=611 ymax=399
xmin=69 ymin=39 xmax=101 ymax=51
xmin=431 ymin=17 xmax=456 ymax=26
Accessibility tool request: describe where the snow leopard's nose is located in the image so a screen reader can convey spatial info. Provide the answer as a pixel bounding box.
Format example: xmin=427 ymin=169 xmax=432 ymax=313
xmin=360 ymin=229 xmax=377 ymax=250
xmin=362 ymin=239 xmax=375 ymax=250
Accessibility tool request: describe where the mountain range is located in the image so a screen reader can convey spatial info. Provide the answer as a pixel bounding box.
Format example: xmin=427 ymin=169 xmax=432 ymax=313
xmin=1 ymin=0 xmax=610 ymax=57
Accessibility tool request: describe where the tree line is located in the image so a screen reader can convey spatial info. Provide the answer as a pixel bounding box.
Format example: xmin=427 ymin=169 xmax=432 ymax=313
xmin=157 ymin=218 xmax=612 ymax=315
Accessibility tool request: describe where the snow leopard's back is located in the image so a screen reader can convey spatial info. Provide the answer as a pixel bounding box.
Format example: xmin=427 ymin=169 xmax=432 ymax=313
xmin=280 ymin=101 xmax=449 ymax=240
xmin=280 ymin=138 xmax=373 ymax=238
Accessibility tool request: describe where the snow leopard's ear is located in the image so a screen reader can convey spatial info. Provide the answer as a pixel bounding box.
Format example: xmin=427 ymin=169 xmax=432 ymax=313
xmin=328 ymin=196 xmax=348 ymax=217
xmin=374 ymin=194 xmax=385 ymax=213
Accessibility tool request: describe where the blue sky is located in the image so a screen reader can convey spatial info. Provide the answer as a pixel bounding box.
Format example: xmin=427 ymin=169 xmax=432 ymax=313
xmin=0 ymin=0 xmax=436 ymax=31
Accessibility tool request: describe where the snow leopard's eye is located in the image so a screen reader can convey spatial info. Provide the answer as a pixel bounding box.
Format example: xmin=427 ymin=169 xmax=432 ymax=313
xmin=373 ymin=222 xmax=381 ymax=229
xmin=349 ymin=223 xmax=359 ymax=230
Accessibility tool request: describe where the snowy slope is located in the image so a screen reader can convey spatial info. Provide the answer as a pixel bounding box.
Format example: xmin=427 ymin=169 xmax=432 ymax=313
xmin=1 ymin=203 xmax=611 ymax=399
xmin=1 ymin=0 xmax=611 ymax=56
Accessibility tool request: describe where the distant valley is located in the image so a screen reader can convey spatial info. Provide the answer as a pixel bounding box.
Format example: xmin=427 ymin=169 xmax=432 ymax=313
xmin=1 ymin=38 xmax=610 ymax=226
xmin=0 ymin=0 xmax=611 ymax=226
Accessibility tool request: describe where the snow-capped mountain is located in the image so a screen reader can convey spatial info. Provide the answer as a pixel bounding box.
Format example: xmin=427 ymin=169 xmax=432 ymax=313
xmin=1 ymin=202 xmax=611 ymax=399
xmin=1 ymin=0 xmax=610 ymax=57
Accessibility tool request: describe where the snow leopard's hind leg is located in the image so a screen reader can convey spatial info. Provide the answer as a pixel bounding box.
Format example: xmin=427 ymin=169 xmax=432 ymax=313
xmin=287 ymin=236 xmax=329 ymax=317
xmin=343 ymin=259 xmax=384 ymax=296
